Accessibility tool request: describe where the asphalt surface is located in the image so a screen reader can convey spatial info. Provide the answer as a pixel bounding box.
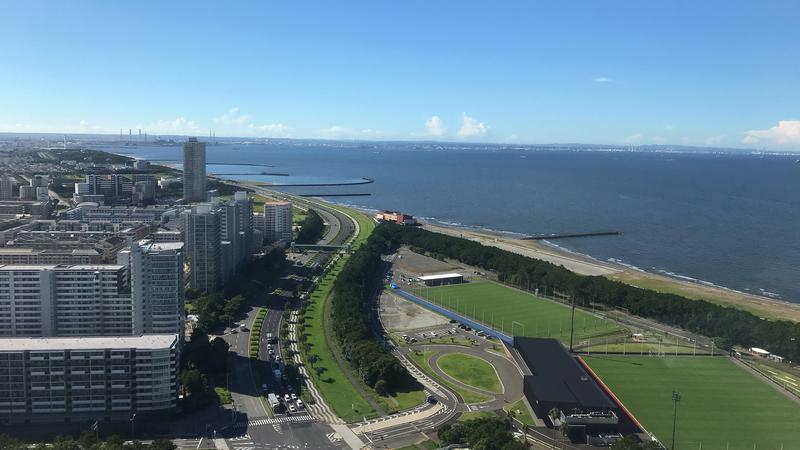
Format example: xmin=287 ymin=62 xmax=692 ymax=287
xmin=219 ymin=189 xmax=354 ymax=449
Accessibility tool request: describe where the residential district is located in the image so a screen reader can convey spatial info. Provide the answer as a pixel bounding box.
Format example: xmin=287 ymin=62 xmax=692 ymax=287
xmin=0 ymin=138 xmax=799 ymax=450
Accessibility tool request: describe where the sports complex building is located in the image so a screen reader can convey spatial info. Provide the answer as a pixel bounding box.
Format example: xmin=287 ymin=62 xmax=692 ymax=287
xmin=416 ymin=272 xmax=464 ymax=286
xmin=513 ymin=337 xmax=641 ymax=441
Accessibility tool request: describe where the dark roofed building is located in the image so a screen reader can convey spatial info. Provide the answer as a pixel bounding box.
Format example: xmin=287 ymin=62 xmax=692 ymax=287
xmin=516 ymin=337 xmax=616 ymax=417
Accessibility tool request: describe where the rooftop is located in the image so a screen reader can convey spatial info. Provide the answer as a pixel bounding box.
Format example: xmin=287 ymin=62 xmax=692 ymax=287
xmin=418 ymin=273 xmax=463 ymax=281
xmin=0 ymin=264 xmax=125 ymax=271
xmin=516 ymin=337 xmax=616 ymax=410
xmin=0 ymin=334 xmax=178 ymax=351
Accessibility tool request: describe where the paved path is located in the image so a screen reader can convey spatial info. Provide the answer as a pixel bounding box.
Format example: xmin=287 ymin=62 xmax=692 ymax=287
xmin=406 ymin=342 xmax=524 ymax=410
xmin=287 ymin=310 xmax=342 ymax=424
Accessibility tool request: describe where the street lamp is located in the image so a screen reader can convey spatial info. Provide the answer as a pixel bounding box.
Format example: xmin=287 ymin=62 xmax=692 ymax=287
xmin=671 ymin=390 xmax=681 ymax=450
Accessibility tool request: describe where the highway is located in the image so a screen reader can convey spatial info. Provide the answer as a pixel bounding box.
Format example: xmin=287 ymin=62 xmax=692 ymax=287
xmin=216 ymin=186 xmax=366 ymax=449
xmin=220 ymin=183 xmax=470 ymax=449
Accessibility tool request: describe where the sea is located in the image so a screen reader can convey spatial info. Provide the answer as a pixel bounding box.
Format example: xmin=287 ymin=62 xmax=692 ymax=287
xmin=106 ymin=143 xmax=800 ymax=303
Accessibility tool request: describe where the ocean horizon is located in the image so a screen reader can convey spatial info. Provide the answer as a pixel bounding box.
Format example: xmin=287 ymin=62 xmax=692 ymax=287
xmin=105 ymin=142 xmax=800 ymax=303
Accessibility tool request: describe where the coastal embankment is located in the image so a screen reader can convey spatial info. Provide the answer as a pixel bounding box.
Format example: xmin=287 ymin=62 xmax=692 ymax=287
xmin=419 ymin=221 xmax=800 ymax=323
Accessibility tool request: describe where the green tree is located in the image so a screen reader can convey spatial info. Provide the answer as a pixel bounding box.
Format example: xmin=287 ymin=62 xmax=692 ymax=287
xmin=181 ymin=368 xmax=211 ymax=408
xmin=150 ymin=439 xmax=177 ymax=450
xmin=374 ymin=379 xmax=388 ymax=396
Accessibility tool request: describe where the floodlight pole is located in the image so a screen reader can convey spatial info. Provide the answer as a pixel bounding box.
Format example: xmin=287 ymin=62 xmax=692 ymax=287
xmin=569 ymin=296 xmax=576 ymax=352
xmin=671 ymin=390 xmax=681 ymax=450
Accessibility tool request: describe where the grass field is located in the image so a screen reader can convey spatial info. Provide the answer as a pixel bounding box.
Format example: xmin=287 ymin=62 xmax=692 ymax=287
xmin=437 ymin=353 xmax=502 ymax=394
xmin=407 ymin=351 xmax=492 ymax=404
xmin=584 ymin=356 xmax=800 ymax=449
xmin=504 ymin=398 xmax=535 ymax=426
xmin=300 ymin=248 xmax=377 ymax=422
xmin=414 ymin=282 xmax=627 ymax=343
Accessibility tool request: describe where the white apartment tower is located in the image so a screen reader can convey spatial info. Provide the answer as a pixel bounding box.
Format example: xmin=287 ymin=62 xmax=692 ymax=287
xmin=125 ymin=240 xmax=185 ymax=335
xmin=0 ymin=264 xmax=132 ymax=337
xmin=182 ymin=138 xmax=207 ymax=202
xmin=263 ymin=201 xmax=293 ymax=242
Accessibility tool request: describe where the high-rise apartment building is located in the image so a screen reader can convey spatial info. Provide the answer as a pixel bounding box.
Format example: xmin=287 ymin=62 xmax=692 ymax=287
xmin=221 ymin=191 xmax=254 ymax=272
xmin=0 ymin=264 xmax=132 ymax=337
xmin=0 ymin=334 xmax=178 ymax=420
xmin=182 ymin=138 xmax=207 ymax=203
xmin=123 ymin=240 xmax=185 ymax=336
xmin=0 ymin=176 xmax=16 ymax=200
xmin=183 ymin=204 xmax=221 ymax=293
xmin=263 ymin=201 xmax=293 ymax=242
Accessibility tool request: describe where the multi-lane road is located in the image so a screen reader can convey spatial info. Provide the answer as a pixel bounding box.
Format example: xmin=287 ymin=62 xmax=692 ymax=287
xmin=218 ymin=191 xmax=359 ymax=450
xmin=216 ymin=186 xmax=489 ymax=449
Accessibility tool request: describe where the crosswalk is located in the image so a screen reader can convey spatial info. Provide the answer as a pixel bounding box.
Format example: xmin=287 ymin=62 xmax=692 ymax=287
xmin=248 ymin=413 xmax=315 ymax=426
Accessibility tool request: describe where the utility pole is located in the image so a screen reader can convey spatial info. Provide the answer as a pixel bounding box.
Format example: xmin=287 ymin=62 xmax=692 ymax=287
xmin=671 ymin=390 xmax=681 ymax=450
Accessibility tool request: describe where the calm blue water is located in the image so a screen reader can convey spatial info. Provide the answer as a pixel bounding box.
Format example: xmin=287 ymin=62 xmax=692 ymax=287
xmin=109 ymin=144 xmax=800 ymax=302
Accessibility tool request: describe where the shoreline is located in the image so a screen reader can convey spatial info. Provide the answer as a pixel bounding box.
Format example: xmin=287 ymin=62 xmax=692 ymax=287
xmin=169 ymin=166 xmax=800 ymax=324
xmin=410 ymin=219 xmax=800 ymax=323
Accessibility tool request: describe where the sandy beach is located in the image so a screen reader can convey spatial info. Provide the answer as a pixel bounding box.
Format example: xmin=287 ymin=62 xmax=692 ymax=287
xmin=419 ymin=221 xmax=800 ymax=323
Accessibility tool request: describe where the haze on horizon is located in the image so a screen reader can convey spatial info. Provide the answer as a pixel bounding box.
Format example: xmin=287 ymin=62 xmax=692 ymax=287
xmin=1 ymin=1 xmax=798 ymax=151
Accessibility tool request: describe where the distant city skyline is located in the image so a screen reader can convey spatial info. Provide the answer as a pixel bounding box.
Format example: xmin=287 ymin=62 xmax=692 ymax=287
xmin=1 ymin=1 xmax=798 ymax=150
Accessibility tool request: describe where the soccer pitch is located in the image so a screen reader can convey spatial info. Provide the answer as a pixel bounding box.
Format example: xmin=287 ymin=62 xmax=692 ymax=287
xmin=413 ymin=281 xmax=626 ymax=343
xmin=584 ymin=356 xmax=800 ymax=449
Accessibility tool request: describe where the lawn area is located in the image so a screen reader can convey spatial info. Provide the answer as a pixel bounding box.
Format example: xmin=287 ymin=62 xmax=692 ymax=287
xmin=584 ymin=356 xmax=800 ymax=449
xmin=437 ymin=353 xmax=502 ymax=394
xmin=300 ymin=256 xmax=377 ymax=422
xmin=504 ymin=398 xmax=535 ymax=426
xmin=396 ymin=440 xmax=439 ymax=450
xmin=581 ymin=338 xmax=711 ymax=355
xmin=214 ymin=386 xmax=232 ymax=405
xmin=458 ymin=410 xmax=497 ymax=422
xmin=414 ymin=281 xmax=627 ymax=344
xmin=747 ymin=359 xmax=800 ymax=398
xmin=377 ymin=386 xmax=427 ymax=413
xmin=407 ymin=351 xmax=492 ymax=404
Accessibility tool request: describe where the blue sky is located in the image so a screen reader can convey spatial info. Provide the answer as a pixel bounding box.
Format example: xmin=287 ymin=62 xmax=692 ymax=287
xmin=1 ymin=1 xmax=799 ymax=149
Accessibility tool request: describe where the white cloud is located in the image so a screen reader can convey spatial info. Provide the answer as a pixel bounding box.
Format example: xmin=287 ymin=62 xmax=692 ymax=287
xmin=425 ymin=116 xmax=446 ymax=137
xmin=457 ymin=113 xmax=488 ymax=139
xmin=651 ymin=136 xmax=667 ymax=145
xmin=210 ymin=107 xmax=292 ymax=137
xmin=213 ymin=107 xmax=253 ymax=127
xmin=249 ymin=123 xmax=290 ymax=137
xmin=315 ymin=126 xmax=392 ymax=140
xmin=623 ymin=133 xmax=643 ymax=144
xmin=593 ymin=76 xmax=616 ymax=83
xmin=743 ymin=120 xmax=800 ymax=147
xmin=140 ymin=117 xmax=200 ymax=134
xmin=704 ymin=135 xmax=727 ymax=146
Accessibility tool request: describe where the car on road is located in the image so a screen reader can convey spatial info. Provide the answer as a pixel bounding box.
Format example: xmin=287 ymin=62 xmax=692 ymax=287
xmin=289 ymin=404 xmax=297 ymax=413
xmin=284 ymin=394 xmax=291 ymax=402
xmin=230 ymin=329 xmax=238 ymax=334
xmin=291 ymin=393 xmax=297 ymax=400
xmin=449 ymin=319 xmax=457 ymax=324
xmin=296 ymin=399 xmax=304 ymax=408
xmin=426 ymin=395 xmax=438 ymax=404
